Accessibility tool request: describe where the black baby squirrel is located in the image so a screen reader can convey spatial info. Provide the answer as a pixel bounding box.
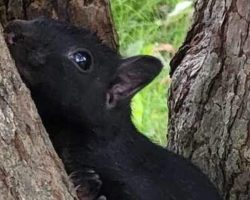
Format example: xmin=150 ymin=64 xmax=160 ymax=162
xmin=4 ymin=17 xmax=222 ymax=200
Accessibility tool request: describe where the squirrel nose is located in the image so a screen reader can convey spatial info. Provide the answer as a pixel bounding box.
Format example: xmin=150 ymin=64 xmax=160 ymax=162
xmin=4 ymin=32 xmax=20 ymax=45
xmin=4 ymin=20 xmax=28 ymax=45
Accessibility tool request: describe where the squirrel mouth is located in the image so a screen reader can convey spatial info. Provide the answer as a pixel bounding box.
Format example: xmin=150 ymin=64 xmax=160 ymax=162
xmin=4 ymin=32 xmax=24 ymax=45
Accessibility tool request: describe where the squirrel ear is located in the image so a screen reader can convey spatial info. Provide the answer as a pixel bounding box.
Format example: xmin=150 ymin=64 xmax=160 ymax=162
xmin=106 ymin=55 xmax=163 ymax=108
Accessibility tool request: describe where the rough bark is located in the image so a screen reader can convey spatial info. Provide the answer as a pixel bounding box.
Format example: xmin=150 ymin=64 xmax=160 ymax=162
xmin=0 ymin=24 xmax=77 ymax=200
xmin=168 ymin=0 xmax=250 ymax=200
xmin=0 ymin=0 xmax=117 ymax=199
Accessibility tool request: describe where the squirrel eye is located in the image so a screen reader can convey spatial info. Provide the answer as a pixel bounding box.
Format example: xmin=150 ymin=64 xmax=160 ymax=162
xmin=70 ymin=50 xmax=92 ymax=72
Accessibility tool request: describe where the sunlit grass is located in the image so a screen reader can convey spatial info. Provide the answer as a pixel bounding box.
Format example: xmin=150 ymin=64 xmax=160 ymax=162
xmin=111 ymin=0 xmax=193 ymax=145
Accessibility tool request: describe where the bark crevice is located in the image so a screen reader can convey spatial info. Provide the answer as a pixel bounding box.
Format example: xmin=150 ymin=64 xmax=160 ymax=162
xmin=169 ymin=0 xmax=250 ymax=199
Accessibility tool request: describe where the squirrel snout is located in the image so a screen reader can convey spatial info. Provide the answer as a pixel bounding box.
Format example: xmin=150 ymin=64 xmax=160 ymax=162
xmin=4 ymin=20 xmax=29 ymax=45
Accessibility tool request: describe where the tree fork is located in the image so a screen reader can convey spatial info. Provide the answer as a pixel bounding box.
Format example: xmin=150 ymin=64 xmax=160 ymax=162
xmin=0 ymin=0 xmax=118 ymax=50
xmin=0 ymin=0 xmax=117 ymax=199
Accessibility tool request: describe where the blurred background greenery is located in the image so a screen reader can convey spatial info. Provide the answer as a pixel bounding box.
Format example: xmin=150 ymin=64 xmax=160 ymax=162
xmin=111 ymin=0 xmax=193 ymax=146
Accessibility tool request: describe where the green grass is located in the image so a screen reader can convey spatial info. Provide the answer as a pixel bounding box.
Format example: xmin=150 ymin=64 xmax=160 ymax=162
xmin=111 ymin=0 xmax=193 ymax=146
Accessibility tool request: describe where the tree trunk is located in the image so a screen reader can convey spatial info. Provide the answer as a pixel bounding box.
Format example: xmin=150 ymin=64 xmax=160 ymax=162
xmin=0 ymin=0 xmax=117 ymax=199
xmin=0 ymin=24 xmax=77 ymax=200
xmin=168 ymin=0 xmax=250 ymax=200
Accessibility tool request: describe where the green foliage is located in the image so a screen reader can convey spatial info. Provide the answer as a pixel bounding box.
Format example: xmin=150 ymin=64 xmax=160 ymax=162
xmin=111 ymin=0 xmax=193 ymax=145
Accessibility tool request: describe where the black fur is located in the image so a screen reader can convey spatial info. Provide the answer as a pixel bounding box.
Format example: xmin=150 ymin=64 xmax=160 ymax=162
xmin=5 ymin=17 xmax=222 ymax=200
